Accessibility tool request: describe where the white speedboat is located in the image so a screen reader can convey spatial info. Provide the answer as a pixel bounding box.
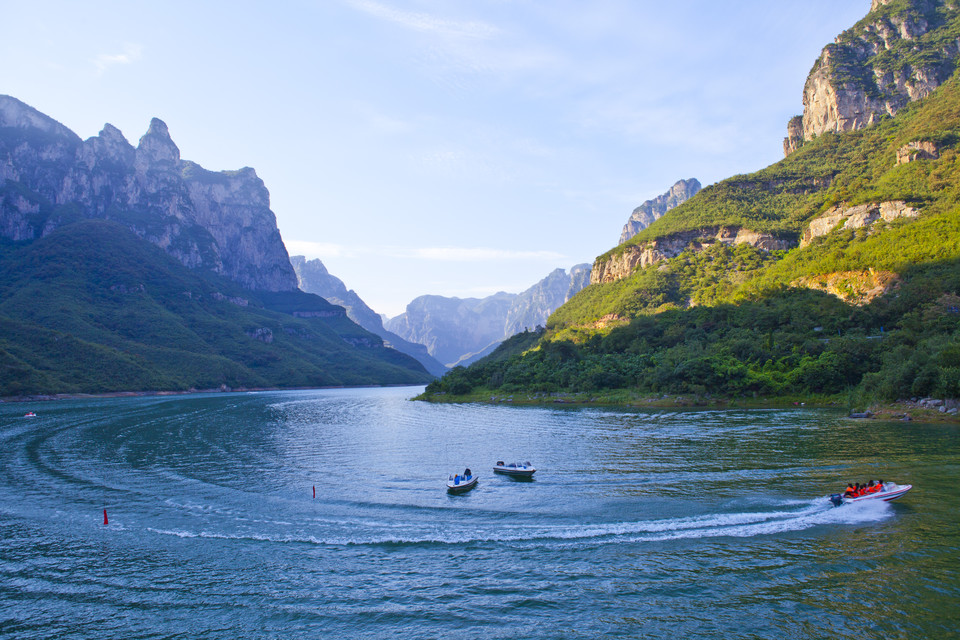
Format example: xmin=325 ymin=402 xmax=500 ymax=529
xmin=447 ymin=470 xmax=478 ymax=494
xmin=493 ymin=461 xmax=536 ymax=477
xmin=829 ymin=482 xmax=912 ymax=506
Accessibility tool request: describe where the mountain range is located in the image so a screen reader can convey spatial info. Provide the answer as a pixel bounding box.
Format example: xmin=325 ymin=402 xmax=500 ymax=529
xmin=0 ymin=97 xmax=432 ymax=394
xmin=368 ymin=178 xmax=699 ymax=368
xmin=0 ymin=90 xmax=697 ymax=391
xmin=290 ymin=255 xmax=448 ymax=377
xmin=386 ymin=264 xmax=591 ymax=368
xmin=423 ymin=0 xmax=960 ymax=405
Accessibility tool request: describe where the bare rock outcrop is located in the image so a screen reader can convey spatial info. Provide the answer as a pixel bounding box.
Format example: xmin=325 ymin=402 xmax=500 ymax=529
xmin=896 ymin=140 xmax=940 ymax=164
xmin=801 ymin=201 xmax=920 ymax=246
xmin=784 ymin=1 xmax=960 ymax=156
xmin=793 ymin=269 xmax=900 ymax=305
xmin=592 ymin=227 xmax=795 ymax=285
xmin=783 ymin=116 xmax=805 ymax=157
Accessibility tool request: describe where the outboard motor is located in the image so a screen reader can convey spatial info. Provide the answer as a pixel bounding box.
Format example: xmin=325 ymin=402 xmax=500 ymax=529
xmin=829 ymin=494 xmax=844 ymax=507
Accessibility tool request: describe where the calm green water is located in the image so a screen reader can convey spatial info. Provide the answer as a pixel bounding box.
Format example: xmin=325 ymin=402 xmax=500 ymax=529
xmin=1 ymin=387 xmax=957 ymax=638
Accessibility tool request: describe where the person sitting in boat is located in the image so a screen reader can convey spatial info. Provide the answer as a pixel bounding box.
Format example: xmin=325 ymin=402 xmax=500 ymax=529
xmin=843 ymin=484 xmax=856 ymax=498
xmin=463 ymin=468 xmax=472 ymax=479
xmin=876 ymin=479 xmax=884 ymax=492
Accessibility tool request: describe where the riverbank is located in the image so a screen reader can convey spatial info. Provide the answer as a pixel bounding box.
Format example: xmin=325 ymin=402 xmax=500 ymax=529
xmin=414 ymin=389 xmax=960 ymax=423
xmin=1 ymin=383 xmax=428 ymax=404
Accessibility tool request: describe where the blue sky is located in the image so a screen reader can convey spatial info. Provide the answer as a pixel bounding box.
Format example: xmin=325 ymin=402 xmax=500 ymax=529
xmin=4 ymin=1 xmax=870 ymax=316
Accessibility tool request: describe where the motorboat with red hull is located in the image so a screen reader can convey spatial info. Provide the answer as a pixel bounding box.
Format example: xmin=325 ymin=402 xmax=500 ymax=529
xmin=829 ymin=482 xmax=912 ymax=506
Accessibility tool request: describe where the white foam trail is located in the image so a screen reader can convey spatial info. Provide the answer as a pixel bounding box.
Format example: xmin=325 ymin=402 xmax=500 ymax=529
xmin=144 ymin=498 xmax=892 ymax=547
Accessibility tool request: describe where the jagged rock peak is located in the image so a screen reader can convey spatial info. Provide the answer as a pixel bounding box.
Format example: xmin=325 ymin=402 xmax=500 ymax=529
xmin=146 ymin=117 xmax=170 ymax=139
xmin=784 ymin=0 xmax=960 ymax=155
xmin=80 ymin=122 xmax=135 ymax=170
xmin=620 ymin=178 xmax=701 ymax=244
xmin=291 ymin=255 xmax=330 ymax=279
xmin=89 ymin=123 xmax=134 ymax=157
xmin=137 ymin=117 xmax=180 ymax=164
xmin=98 ymin=123 xmax=130 ymax=146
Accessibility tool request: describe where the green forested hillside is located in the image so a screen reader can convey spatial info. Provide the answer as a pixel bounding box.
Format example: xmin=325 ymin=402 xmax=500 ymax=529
xmin=0 ymin=220 xmax=432 ymax=395
xmin=421 ymin=71 xmax=960 ymax=407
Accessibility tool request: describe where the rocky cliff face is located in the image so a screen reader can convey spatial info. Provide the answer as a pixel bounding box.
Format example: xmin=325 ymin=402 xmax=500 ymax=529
xmin=784 ymin=0 xmax=960 ymax=156
xmin=386 ymin=264 xmax=592 ymax=367
xmin=896 ymin=139 xmax=940 ymax=163
xmin=592 ymin=228 xmax=795 ymax=285
xmin=504 ymin=264 xmax=592 ymax=337
xmin=290 ymin=256 xmax=386 ymax=333
xmin=0 ymin=95 xmax=297 ymax=291
xmin=619 ymin=179 xmax=701 ymax=244
xmin=800 ymin=200 xmax=921 ymax=246
xmin=290 ymin=255 xmax=448 ymax=376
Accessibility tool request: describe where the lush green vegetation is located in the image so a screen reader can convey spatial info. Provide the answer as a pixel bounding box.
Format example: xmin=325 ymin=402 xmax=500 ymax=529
xmin=422 ymin=68 xmax=960 ymax=409
xmin=0 ymin=220 xmax=432 ymax=396
xmin=424 ymin=258 xmax=960 ymax=405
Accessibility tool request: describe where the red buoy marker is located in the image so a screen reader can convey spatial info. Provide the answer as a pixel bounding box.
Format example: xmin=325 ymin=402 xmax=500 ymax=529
xmin=103 ymin=508 xmax=108 ymax=526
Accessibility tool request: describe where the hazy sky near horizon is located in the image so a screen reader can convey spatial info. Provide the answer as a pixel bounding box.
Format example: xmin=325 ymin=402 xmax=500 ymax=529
xmin=5 ymin=0 xmax=870 ymax=317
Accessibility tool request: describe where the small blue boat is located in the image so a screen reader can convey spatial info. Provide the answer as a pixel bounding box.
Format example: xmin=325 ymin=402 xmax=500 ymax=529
xmin=447 ymin=469 xmax=478 ymax=494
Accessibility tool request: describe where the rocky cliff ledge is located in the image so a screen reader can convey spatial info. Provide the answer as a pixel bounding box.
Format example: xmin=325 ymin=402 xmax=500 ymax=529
xmin=0 ymin=95 xmax=297 ymax=291
xmin=591 ymin=227 xmax=795 ymax=285
xmin=784 ymin=0 xmax=960 ymax=156
xmin=801 ymin=200 xmax=920 ymax=246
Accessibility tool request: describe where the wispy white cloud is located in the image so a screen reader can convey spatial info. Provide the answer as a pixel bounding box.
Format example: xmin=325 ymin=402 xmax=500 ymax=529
xmin=339 ymin=0 xmax=562 ymax=88
xmin=93 ymin=43 xmax=142 ymax=75
xmin=342 ymin=0 xmax=500 ymax=40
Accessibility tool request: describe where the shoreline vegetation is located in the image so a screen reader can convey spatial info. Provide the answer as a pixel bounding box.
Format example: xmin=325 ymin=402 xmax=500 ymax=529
xmin=5 ymin=384 xmax=956 ymax=424
xmin=414 ymin=389 xmax=960 ymax=424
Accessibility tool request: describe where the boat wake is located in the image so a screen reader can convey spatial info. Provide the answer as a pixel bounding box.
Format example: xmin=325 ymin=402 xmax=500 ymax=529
xmin=144 ymin=497 xmax=893 ymax=548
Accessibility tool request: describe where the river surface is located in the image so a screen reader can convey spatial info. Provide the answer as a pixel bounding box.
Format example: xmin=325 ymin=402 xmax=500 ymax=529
xmin=1 ymin=387 xmax=957 ymax=639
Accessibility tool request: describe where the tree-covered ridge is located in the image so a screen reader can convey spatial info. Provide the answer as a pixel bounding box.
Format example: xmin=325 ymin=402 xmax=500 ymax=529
xmin=591 ymin=68 xmax=960 ymax=297
xmin=0 ymin=220 xmax=432 ymax=396
xmin=420 ymin=71 xmax=960 ymax=407
xmin=600 ymin=61 xmax=960 ymax=270
xmin=424 ymin=246 xmax=960 ymax=404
